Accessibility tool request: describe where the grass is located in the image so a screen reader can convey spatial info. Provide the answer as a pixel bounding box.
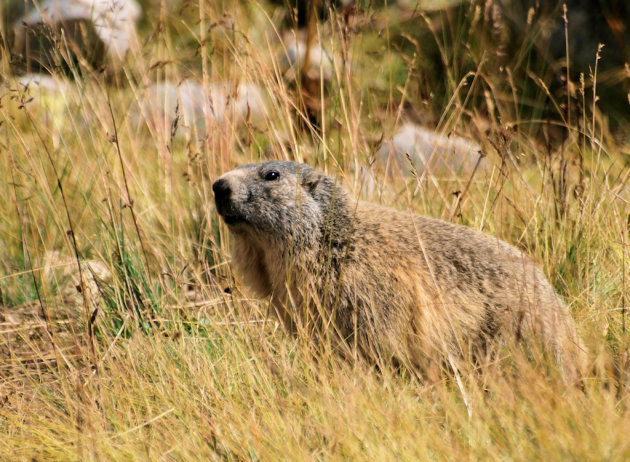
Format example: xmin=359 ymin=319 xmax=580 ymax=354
xmin=1 ymin=0 xmax=629 ymax=460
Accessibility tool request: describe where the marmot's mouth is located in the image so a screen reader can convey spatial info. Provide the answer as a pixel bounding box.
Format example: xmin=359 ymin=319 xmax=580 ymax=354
xmin=221 ymin=214 xmax=245 ymax=226
xmin=215 ymin=196 xmax=246 ymax=226
xmin=216 ymin=206 xmax=245 ymax=226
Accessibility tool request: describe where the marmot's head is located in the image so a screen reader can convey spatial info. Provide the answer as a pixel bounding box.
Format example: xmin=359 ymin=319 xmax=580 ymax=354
xmin=212 ymin=161 xmax=346 ymax=243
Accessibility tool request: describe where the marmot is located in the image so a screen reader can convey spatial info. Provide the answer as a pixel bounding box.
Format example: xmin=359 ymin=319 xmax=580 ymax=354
xmin=213 ymin=161 xmax=586 ymax=379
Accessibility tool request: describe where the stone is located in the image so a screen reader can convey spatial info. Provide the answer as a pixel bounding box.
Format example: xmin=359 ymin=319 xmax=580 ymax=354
xmin=2 ymin=73 xmax=74 ymax=120
xmin=12 ymin=0 xmax=141 ymax=73
xmin=377 ymin=123 xmax=486 ymax=177
xmin=280 ymin=32 xmax=335 ymax=82
xmin=15 ymin=72 xmax=69 ymax=93
xmin=140 ymin=79 xmax=268 ymax=138
xmin=42 ymin=250 xmax=113 ymax=308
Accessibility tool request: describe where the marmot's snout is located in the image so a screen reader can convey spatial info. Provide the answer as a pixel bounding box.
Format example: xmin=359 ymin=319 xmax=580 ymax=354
xmin=213 ymin=177 xmax=243 ymax=225
xmin=212 ymin=177 xmax=231 ymax=213
xmin=212 ymin=178 xmax=230 ymax=206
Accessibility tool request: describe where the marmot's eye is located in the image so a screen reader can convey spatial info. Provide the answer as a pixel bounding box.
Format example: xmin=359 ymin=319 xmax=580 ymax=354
xmin=264 ymin=171 xmax=280 ymax=181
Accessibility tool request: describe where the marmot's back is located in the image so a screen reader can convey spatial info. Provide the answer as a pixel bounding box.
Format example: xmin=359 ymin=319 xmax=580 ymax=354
xmin=213 ymin=161 xmax=586 ymax=380
xmin=347 ymin=203 xmax=580 ymax=365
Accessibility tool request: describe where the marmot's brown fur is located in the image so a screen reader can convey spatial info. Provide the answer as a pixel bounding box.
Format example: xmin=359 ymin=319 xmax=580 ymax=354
xmin=213 ymin=161 xmax=586 ymax=379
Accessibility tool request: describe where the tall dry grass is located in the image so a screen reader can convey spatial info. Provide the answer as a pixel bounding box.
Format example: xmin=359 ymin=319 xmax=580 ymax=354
xmin=0 ymin=1 xmax=629 ymax=460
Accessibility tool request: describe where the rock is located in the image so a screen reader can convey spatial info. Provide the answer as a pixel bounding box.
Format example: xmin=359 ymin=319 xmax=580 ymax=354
xmin=140 ymin=79 xmax=268 ymax=138
xmin=12 ymin=0 xmax=141 ymax=73
xmin=15 ymin=73 xmax=69 ymax=93
xmin=42 ymin=250 xmax=113 ymax=308
xmin=1 ymin=73 xmax=74 ymax=120
xmin=278 ymin=31 xmax=342 ymax=124
xmin=280 ymin=32 xmax=336 ymax=82
xmin=377 ymin=123 xmax=486 ymax=177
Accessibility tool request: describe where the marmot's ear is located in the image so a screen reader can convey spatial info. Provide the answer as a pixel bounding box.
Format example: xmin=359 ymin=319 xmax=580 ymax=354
xmin=302 ymin=170 xmax=324 ymax=193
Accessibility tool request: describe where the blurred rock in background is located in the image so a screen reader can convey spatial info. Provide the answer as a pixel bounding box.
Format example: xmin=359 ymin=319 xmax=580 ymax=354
xmin=15 ymin=72 xmax=69 ymax=94
xmin=8 ymin=0 xmax=141 ymax=75
xmin=140 ymin=79 xmax=268 ymax=138
xmin=378 ymin=123 xmax=485 ymax=178
xmin=280 ymin=30 xmax=335 ymax=83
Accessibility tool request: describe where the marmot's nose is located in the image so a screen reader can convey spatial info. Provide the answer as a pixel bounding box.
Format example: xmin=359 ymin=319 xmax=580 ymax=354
xmin=212 ymin=178 xmax=231 ymax=202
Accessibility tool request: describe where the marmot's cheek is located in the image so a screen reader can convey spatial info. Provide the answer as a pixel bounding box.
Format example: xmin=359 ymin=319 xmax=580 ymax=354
xmin=267 ymin=190 xmax=290 ymax=206
xmin=231 ymin=185 xmax=250 ymax=204
xmin=250 ymin=205 xmax=275 ymax=228
xmin=268 ymin=183 xmax=306 ymax=204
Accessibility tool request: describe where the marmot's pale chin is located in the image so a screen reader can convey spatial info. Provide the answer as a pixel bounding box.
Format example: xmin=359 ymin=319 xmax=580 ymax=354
xmin=213 ymin=161 xmax=586 ymax=380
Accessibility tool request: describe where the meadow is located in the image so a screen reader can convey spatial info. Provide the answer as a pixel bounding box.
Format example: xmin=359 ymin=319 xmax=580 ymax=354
xmin=0 ymin=1 xmax=629 ymax=459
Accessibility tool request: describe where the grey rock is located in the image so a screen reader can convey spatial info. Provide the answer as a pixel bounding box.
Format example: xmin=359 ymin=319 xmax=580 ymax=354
xmin=12 ymin=0 xmax=141 ymax=72
xmin=2 ymin=73 xmax=73 ymax=112
xmin=280 ymin=32 xmax=336 ymax=82
xmin=16 ymin=73 xmax=70 ymax=93
xmin=377 ymin=123 xmax=486 ymax=177
xmin=140 ymin=79 xmax=268 ymax=137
